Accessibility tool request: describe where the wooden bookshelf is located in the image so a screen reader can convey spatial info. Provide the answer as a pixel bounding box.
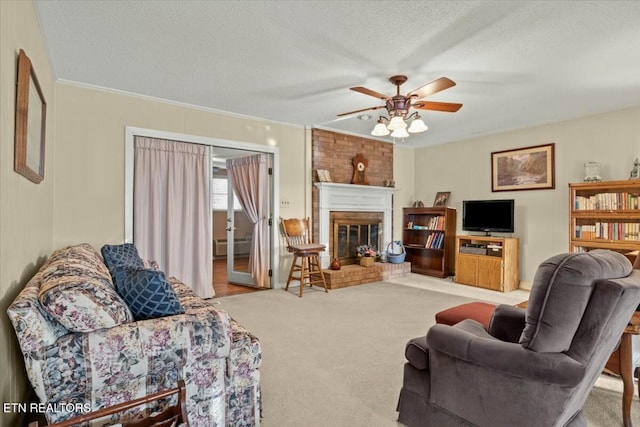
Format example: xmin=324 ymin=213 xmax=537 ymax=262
xmin=569 ymin=180 xmax=640 ymax=257
xmin=402 ymin=207 xmax=456 ymax=278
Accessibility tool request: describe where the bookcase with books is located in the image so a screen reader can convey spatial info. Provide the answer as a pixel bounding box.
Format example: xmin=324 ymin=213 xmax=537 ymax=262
xmin=402 ymin=207 xmax=456 ymax=277
xmin=569 ymin=180 xmax=640 ymax=257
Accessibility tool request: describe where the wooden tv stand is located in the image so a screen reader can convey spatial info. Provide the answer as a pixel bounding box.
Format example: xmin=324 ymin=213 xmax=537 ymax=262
xmin=454 ymin=235 xmax=519 ymax=292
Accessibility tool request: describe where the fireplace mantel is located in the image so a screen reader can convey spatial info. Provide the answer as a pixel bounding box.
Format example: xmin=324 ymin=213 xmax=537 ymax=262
xmin=315 ymin=182 xmax=394 ymax=268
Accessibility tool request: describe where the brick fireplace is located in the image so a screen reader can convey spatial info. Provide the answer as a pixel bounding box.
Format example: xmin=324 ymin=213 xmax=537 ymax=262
xmin=309 ymin=129 xmax=409 ymax=287
xmin=314 ymin=182 xmax=394 ymax=268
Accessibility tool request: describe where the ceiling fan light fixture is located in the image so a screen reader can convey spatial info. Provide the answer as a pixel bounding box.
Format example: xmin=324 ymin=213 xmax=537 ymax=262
xmin=371 ymin=121 xmax=390 ymax=136
xmin=408 ymin=118 xmax=428 ymax=133
xmin=391 ymin=127 xmax=409 ymax=138
xmin=339 ymin=75 xmax=461 ymax=141
xmin=387 ymin=115 xmax=407 ymax=131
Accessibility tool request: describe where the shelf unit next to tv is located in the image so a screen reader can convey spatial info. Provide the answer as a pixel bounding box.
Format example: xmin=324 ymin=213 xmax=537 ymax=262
xmin=402 ymin=207 xmax=456 ymax=278
xmin=454 ymin=235 xmax=519 ymax=292
xmin=569 ymin=180 xmax=640 ymax=257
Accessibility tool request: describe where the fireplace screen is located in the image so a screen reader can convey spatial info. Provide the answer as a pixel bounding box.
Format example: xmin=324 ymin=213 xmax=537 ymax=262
xmin=333 ymin=221 xmax=381 ymax=264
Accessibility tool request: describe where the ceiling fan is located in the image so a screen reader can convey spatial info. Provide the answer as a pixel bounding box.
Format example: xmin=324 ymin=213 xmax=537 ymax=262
xmin=337 ymin=75 xmax=462 ymax=138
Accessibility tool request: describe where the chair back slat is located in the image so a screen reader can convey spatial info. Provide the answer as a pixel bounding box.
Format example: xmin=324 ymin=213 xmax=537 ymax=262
xmin=282 ymin=218 xmax=311 ymax=246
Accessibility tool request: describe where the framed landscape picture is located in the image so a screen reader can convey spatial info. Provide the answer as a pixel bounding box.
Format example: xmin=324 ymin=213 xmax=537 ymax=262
xmin=491 ymin=143 xmax=555 ymax=192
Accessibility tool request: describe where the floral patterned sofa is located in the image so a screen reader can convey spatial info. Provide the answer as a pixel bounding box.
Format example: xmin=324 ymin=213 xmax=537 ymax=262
xmin=7 ymin=243 xmax=261 ymax=426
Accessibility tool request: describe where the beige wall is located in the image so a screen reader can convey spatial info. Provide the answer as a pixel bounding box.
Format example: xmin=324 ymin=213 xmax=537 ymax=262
xmin=53 ymin=83 xmax=307 ymax=250
xmin=413 ymin=107 xmax=640 ymax=286
xmin=0 ymin=1 xmax=57 ymax=425
xmin=54 ymin=83 xmax=309 ymax=286
xmin=392 ymin=146 xmax=416 ymax=240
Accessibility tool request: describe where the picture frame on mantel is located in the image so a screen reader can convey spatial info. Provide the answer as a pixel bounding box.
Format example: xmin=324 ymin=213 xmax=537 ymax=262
xmin=14 ymin=49 xmax=46 ymax=184
xmin=491 ymin=143 xmax=555 ymax=192
xmin=316 ymin=169 xmax=332 ymax=182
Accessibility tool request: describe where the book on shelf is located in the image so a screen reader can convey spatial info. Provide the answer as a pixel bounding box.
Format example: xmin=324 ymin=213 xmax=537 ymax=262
xmin=574 ymin=222 xmax=640 ymax=241
xmin=574 ymin=192 xmax=640 ymax=210
xmin=425 ymin=215 xmax=445 ymax=230
xmin=425 ymin=232 xmax=444 ymax=249
xmin=411 ymin=216 xmax=445 ymax=230
xmin=425 ymin=233 xmax=434 ymax=248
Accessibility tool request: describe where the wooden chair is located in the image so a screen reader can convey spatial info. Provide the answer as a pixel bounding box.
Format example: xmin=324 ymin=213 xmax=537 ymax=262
xmin=29 ymin=380 xmax=188 ymax=427
xmin=281 ymin=217 xmax=328 ymax=297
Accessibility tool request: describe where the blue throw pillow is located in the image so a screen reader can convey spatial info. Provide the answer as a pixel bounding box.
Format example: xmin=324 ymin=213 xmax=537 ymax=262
xmin=101 ymin=243 xmax=145 ymax=288
xmin=114 ymin=266 xmax=184 ymax=321
xmin=101 ymin=243 xmax=144 ymax=271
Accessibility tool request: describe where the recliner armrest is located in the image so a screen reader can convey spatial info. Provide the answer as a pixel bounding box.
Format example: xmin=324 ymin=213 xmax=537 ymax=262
xmin=488 ymin=304 xmax=526 ymax=342
xmin=404 ymin=336 xmax=429 ymax=370
xmin=427 ymin=322 xmax=585 ymax=387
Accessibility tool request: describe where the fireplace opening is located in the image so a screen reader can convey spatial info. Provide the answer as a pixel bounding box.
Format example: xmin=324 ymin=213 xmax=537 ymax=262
xmin=333 ymin=221 xmax=382 ymax=265
xmin=329 ymin=211 xmax=384 ymax=265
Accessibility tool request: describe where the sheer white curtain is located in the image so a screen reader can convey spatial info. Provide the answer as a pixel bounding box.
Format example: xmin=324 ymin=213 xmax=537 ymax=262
xmin=226 ymin=154 xmax=270 ymax=287
xmin=133 ymin=136 xmax=213 ymax=298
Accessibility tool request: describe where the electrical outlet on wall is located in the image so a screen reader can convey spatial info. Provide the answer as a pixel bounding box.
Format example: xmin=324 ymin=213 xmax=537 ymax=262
xmin=280 ymin=200 xmax=290 ymax=208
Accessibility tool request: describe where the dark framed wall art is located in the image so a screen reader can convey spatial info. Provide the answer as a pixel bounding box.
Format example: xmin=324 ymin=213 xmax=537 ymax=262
xmin=491 ymin=143 xmax=555 ymax=192
xmin=14 ymin=49 xmax=46 ymax=184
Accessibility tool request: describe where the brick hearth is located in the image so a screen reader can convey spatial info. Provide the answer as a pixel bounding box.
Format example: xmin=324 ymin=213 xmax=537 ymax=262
xmin=321 ymin=262 xmax=411 ymax=289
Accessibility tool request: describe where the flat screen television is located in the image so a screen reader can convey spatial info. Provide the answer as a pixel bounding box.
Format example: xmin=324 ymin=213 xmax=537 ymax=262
xmin=462 ymin=199 xmax=515 ymax=234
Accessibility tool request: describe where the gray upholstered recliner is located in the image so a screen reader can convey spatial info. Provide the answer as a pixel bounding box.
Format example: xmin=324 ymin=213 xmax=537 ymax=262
xmin=397 ymin=250 xmax=640 ymax=427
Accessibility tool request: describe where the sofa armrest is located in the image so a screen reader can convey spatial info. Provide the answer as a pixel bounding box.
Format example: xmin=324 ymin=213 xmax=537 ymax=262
xmin=488 ymin=304 xmax=526 ymax=343
xmin=427 ymin=322 xmax=585 ymax=387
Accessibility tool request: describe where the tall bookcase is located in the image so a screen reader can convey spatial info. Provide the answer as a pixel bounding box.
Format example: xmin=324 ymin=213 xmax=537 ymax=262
xmin=569 ymin=180 xmax=640 ymax=256
xmin=402 ymin=207 xmax=456 ymax=277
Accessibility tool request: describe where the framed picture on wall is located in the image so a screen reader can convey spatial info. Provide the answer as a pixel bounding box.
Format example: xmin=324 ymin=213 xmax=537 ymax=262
xmin=491 ymin=143 xmax=555 ymax=192
xmin=14 ymin=49 xmax=46 ymax=184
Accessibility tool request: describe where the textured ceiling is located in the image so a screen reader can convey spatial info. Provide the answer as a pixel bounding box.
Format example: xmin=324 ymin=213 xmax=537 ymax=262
xmin=34 ymin=1 xmax=640 ymax=147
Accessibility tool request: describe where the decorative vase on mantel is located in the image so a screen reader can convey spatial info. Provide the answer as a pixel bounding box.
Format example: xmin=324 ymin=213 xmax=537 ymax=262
xmin=360 ymin=256 xmax=375 ymax=267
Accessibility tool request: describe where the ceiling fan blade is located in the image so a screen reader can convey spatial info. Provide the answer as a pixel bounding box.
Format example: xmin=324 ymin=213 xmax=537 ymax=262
xmin=350 ymin=86 xmax=389 ymax=100
xmin=407 ymin=77 xmax=456 ymax=100
xmin=336 ymin=105 xmax=386 ymax=117
xmin=413 ymin=101 xmax=463 ymax=112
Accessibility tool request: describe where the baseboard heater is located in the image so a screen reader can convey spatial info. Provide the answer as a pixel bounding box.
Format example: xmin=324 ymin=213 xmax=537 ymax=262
xmin=213 ymin=239 xmax=251 ymax=258
xmin=214 ymin=239 xmax=228 ymax=257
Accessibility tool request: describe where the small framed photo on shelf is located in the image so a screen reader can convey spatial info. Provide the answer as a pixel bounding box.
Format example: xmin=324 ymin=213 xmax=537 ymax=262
xmin=316 ymin=169 xmax=332 ymax=182
xmin=433 ymin=191 xmax=451 ymax=207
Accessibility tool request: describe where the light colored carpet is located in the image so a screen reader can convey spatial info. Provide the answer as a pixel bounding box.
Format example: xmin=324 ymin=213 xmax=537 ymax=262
xmin=217 ymin=276 xmax=639 ymax=427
